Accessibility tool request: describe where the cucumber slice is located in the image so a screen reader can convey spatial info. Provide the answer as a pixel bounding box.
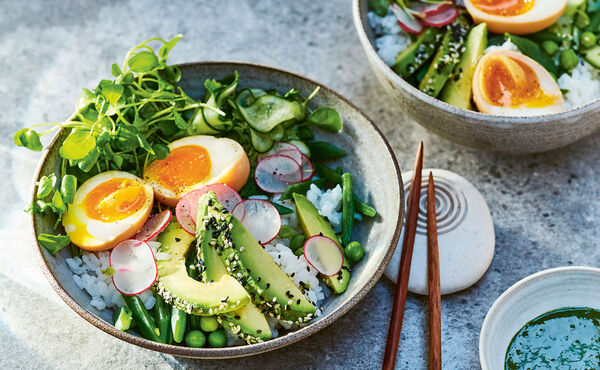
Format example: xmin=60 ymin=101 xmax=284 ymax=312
xmin=203 ymin=95 xmax=233 ymax=132
xmin=270 ymin=125 xmax=284 ymax=141
xmin=584 ymin=45 xmax=600 ymax=69
xmin=250 ymin=129 xmax=274 ymax=153
xmin=289 ymin=140 xmax=310 ymax=157
xmin=237 ymin=94 xmax=305 ymax=133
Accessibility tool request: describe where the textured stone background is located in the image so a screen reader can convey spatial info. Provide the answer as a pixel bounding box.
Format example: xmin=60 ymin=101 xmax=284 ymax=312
xmin=1 ymin=1 xmax=598 ymax=369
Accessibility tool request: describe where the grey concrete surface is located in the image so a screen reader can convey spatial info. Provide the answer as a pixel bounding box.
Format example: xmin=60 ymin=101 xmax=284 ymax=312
xmin=0 ymin=1 xmax=598 ymax=369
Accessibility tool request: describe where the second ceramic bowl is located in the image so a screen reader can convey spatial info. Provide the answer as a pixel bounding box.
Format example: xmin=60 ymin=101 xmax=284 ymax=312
xmin=353 ymin=0 xmax=600 ymax=154
xmin=479 ymin=266 xmax=600 ymax=369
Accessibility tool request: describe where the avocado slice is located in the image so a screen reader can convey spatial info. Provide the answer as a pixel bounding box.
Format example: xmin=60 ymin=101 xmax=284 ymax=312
xmin=292 ymin=194 xmax=350 ymax=294
xmin=156 ymin=222 xmax=250 ymax=315
xmin=440 ymin=23 xmax=488 ymax=110
xmin=195 ymin=193 xmax=316 ymax=324
xmin=393 ymin=27 xmax=441 ymax=78
xmin=196 ymin=201 xmax=272 ymax=343
xmin=419 ymin=21 xmax=470 ymax=98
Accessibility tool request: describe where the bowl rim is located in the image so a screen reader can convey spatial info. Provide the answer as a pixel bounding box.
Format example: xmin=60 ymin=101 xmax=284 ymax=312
xmin=351 ymin=0 xmax=600 ymax=126
xmin=29 ymin=60 xmax=405 ymax=359
xmin=478 ymin=265 xmax=600 ymax=369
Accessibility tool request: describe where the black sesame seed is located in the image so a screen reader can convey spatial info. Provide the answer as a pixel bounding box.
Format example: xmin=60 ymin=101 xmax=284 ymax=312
xmin=290 ymin=272 xmax=295 ymax=277
xmin=221 ymin=296 xmax=229 ymax=303
xmin=234 ymin=315 xmax=241 ymax=320
xmin=257 ymin=330 xmax=262 ymax=333
xmin=265 ymin=283 xmax=270 ymax=289
xmin=175 ymin=237 xmax=181 ymax=242
xmin=296 ymin=299 xmax=301 ymax=304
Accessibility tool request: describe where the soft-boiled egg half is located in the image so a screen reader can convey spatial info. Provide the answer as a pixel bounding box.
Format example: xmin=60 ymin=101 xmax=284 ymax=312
xmin=143 ymin=135 xmax=250 ymax=207
xmin=464 ymin=0 xmax=567 ymax=35
xmin=62 ymin=171 xmax=154 ymax=251
xmin=472 ymin=50 xmax=564 ymax=116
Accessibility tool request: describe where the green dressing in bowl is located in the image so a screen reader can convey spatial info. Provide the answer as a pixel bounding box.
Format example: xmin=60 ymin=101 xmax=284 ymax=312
xmin=505 ymin=307 xmax=600 ymax=369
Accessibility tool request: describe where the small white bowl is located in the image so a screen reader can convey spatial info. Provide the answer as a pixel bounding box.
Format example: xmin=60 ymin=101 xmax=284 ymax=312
xmin=479 ymin=266 xmax=600 ymax=370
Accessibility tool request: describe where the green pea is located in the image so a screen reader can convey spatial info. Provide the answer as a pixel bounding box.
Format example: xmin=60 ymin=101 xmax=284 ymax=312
xmin=278 ymin=225 xmax=298 ymax=239
xmin=559 ymin=49 xmax=579 ymax=71
xmin=207 ymin=329 xmax=228 ymax=348
xmin=290 ymin=235 xmax=306 ymax=252
xmin=293 ymin=247 xmax=304 ymax=257
xmin=185 ymin=330 xmax=206 ymax=347
xmin=344 ymin=241 xmax=365 ymax=263
xmin=581 ymin=32 xmax=597 ymax=48
xmin=541 ymin=40 xmax=559 ymax=56
xmin=200 ymin=316 xmax=219 ymax=332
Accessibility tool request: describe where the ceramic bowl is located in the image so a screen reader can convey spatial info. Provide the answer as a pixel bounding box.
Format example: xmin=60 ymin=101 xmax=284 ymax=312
xmin=479 ymin=266 xmax=600 ymax=369
xmin=30 ymin=62 xmax=404 ymax=359
xmin=352 ymin=0 xmax=600 ymax=154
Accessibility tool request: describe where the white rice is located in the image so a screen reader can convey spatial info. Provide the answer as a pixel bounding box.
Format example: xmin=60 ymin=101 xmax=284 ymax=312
xmin=306 ymin=184 xmax=343 ymax=233
xmin=369 ymin=10 xmax=600 ymax=109
xmin=367 ymin=7 xmax=411 ymax=66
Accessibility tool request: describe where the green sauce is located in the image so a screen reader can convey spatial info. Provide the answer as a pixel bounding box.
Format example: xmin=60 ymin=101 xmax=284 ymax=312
xmin=505 ymin=307 xmax=600 ymax=369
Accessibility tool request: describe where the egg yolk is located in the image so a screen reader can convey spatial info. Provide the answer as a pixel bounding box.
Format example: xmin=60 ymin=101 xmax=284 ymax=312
xmin=481 ymin=54 xmax=556 ymax=108
xmin=144 ymin=145 xmax=211 ymax=193
xmin=471 ymin=0 xmax=534 ymax=16
xmin=83 ymin=178 xmax=147 ymax=222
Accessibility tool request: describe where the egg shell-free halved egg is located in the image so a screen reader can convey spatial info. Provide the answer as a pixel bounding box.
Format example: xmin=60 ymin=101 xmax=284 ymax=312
xmin=143 ymin=135 xmax=250 ymax=207
xmin=472 ymin=50 xmax=564 ymax=116
xmin=62 ymin=171 xmax=154 ymax=251
xmin=464 ymin=0 xmax=567 ymax=35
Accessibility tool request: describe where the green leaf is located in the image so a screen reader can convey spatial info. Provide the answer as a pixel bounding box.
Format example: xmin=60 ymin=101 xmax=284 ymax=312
xmin=308 ymin=107 xmax=343 ymax=132
xmin=60 ymin=175 xmax=77 ymax=204
xmin=152 ymin=143 xmax=170 ymax=160
xmin=101 ymin=83 xmax=124 ymax=105
xmin=60 ymin=130 xmax=96 ymax=160
xmin=37 ymin=233 xmax=70 ymax=256
xmin=127 ymin=51 xmax=159 ymax=73
xmin=77 ymin=88 xmax=96 ymax=110
xmin=120 ymin=72 xmax=135 ymax=85
xmin=173 ymin=109 xmax=188 ymax=129
xmin=111 ymin=63 xmax=123 ymax=77
xmin=164 ymin=65 xmax=181 ymax=84
xmin=51 ymin=191 xmax=67 ymax=214
xmin=77 ymin=147 xmax=100 ymax=172
xmin=102 ymin=266 xmax=115 ymax=277
xmin=14 ymin=128 xmax=43 ymax=151
xmin=36 ymin=175 xmax=55 ymax=199
xmin=158 ymin=34 xmax=183 ymax=60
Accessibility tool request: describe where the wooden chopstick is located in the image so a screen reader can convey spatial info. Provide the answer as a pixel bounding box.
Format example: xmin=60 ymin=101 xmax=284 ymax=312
xmin=382 ymin=142 xmax=423 ymax=370
xmin=427 ymin=172 xmax=441 ymax=370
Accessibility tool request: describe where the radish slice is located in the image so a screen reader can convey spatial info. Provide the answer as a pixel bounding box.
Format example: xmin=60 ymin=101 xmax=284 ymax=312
xmin=255 ymin=154 xmax=303 ymax=193
xmin=300 ymin=154 xmax=315 ymax=181
xmin=303 ymin=236 xmax=344 ymax=277
xmin=135 ymin=210 xmax=172 ymax=242
xmin=232 ymin=199 xmax=281 ymax=245
xmin=277 ymin=149 xmax=303 ymax=166
xmin=391 ymin=3 xmax=423 ymax=35
xmin=413 ymin=2 xmax=452 ymax=18
xmin=175 ymin=196 xmax=196 ymax=235
xmin=422 ymin=6 xmax=458 ymax=27
xmin=259 ymin=142 xmax=302 ymax=161
xmin=186 ymin=184 xmax=243 ymax=224
xmin=110 ymin=239 xmax=158 ymax=296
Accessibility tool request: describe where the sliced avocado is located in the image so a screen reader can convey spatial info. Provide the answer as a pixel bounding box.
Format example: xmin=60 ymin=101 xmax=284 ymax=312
xmin=197 ymin=202 xmax=272 ymax=343
xmin=419 ymin=21 xmax=470 ymax=98
xmin=195 ymin=192 xmax=316 ymax=324
xmin=393 ymin=27 xmax=441 ymax=78
xmin=156 ymin=222 xmax=250 ymax=315
xmin=292 ymin=194 xmax=350 ymax=294
xmin=439 ymin=23 xmax=488 ymax=110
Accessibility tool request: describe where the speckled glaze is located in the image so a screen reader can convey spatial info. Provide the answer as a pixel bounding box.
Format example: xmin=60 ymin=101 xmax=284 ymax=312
xmin=479 ymin=266 xmax=600 ymax=370
xmin=353 ymin=0 xmax=600 ymax=154
xmin=30 ymin=62 xmax=404 ymax=359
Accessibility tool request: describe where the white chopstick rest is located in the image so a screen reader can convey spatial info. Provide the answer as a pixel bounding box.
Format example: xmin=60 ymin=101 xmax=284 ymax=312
xmin=385 ymin=169 xmax=495 ymax=295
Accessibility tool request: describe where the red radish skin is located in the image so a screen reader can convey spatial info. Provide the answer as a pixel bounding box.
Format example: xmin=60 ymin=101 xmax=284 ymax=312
xmin=303 ymin=235 xmax=344 ymax=277
xmin=135 ymin=210 xmax=172 ymax=242
xmin=175 ymin=196 xmax=196 ymax=235
xmin=413 ymin=3 xmax=452 ymax=18
xmin=232 ymin=199 xmax=281 ymax=245
xmin=300 ymin=154 xmax=315 ymax=181
xmin=109 ymin=239 xmax=158 ymax=296
xmin=422 ymin=6 xmax=458 ymax=27
xmin=390 ymin=3 xmax=424 ymax=35
xmin=255 ymin=154 xmax=303 ymax=193
xmin=185 ymin=184 xmax=243 ymax=224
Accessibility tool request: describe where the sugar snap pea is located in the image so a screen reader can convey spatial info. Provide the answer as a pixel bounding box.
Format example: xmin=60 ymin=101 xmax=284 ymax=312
xmin=278 ymin=225 xmax=298 ymax=239
xmin=290 ymin=234 xmax=306 ymax=252
xmin=122 ymin=294 xmax=160 ymax=342
xmin=268 ymin=200 xmax=293 ymax=215
xmin=154 ymin=294 xmax=170 ymax=343
xmin=113 ymin=306 xmax=133 ymax=332
xmin=341 ymin=173 xmax=354 ymax=246
xmin=280 ymin=178 xmax=327 ymax=200
xmin=171 ymin=306 xmax=187 ymax=343
xmin=306 ymin=142 xmax=346 ymax=160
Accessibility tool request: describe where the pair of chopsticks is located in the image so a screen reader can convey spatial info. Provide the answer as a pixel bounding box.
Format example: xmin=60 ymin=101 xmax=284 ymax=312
xmin=383 ymin=142 xmax=441 ymax=370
